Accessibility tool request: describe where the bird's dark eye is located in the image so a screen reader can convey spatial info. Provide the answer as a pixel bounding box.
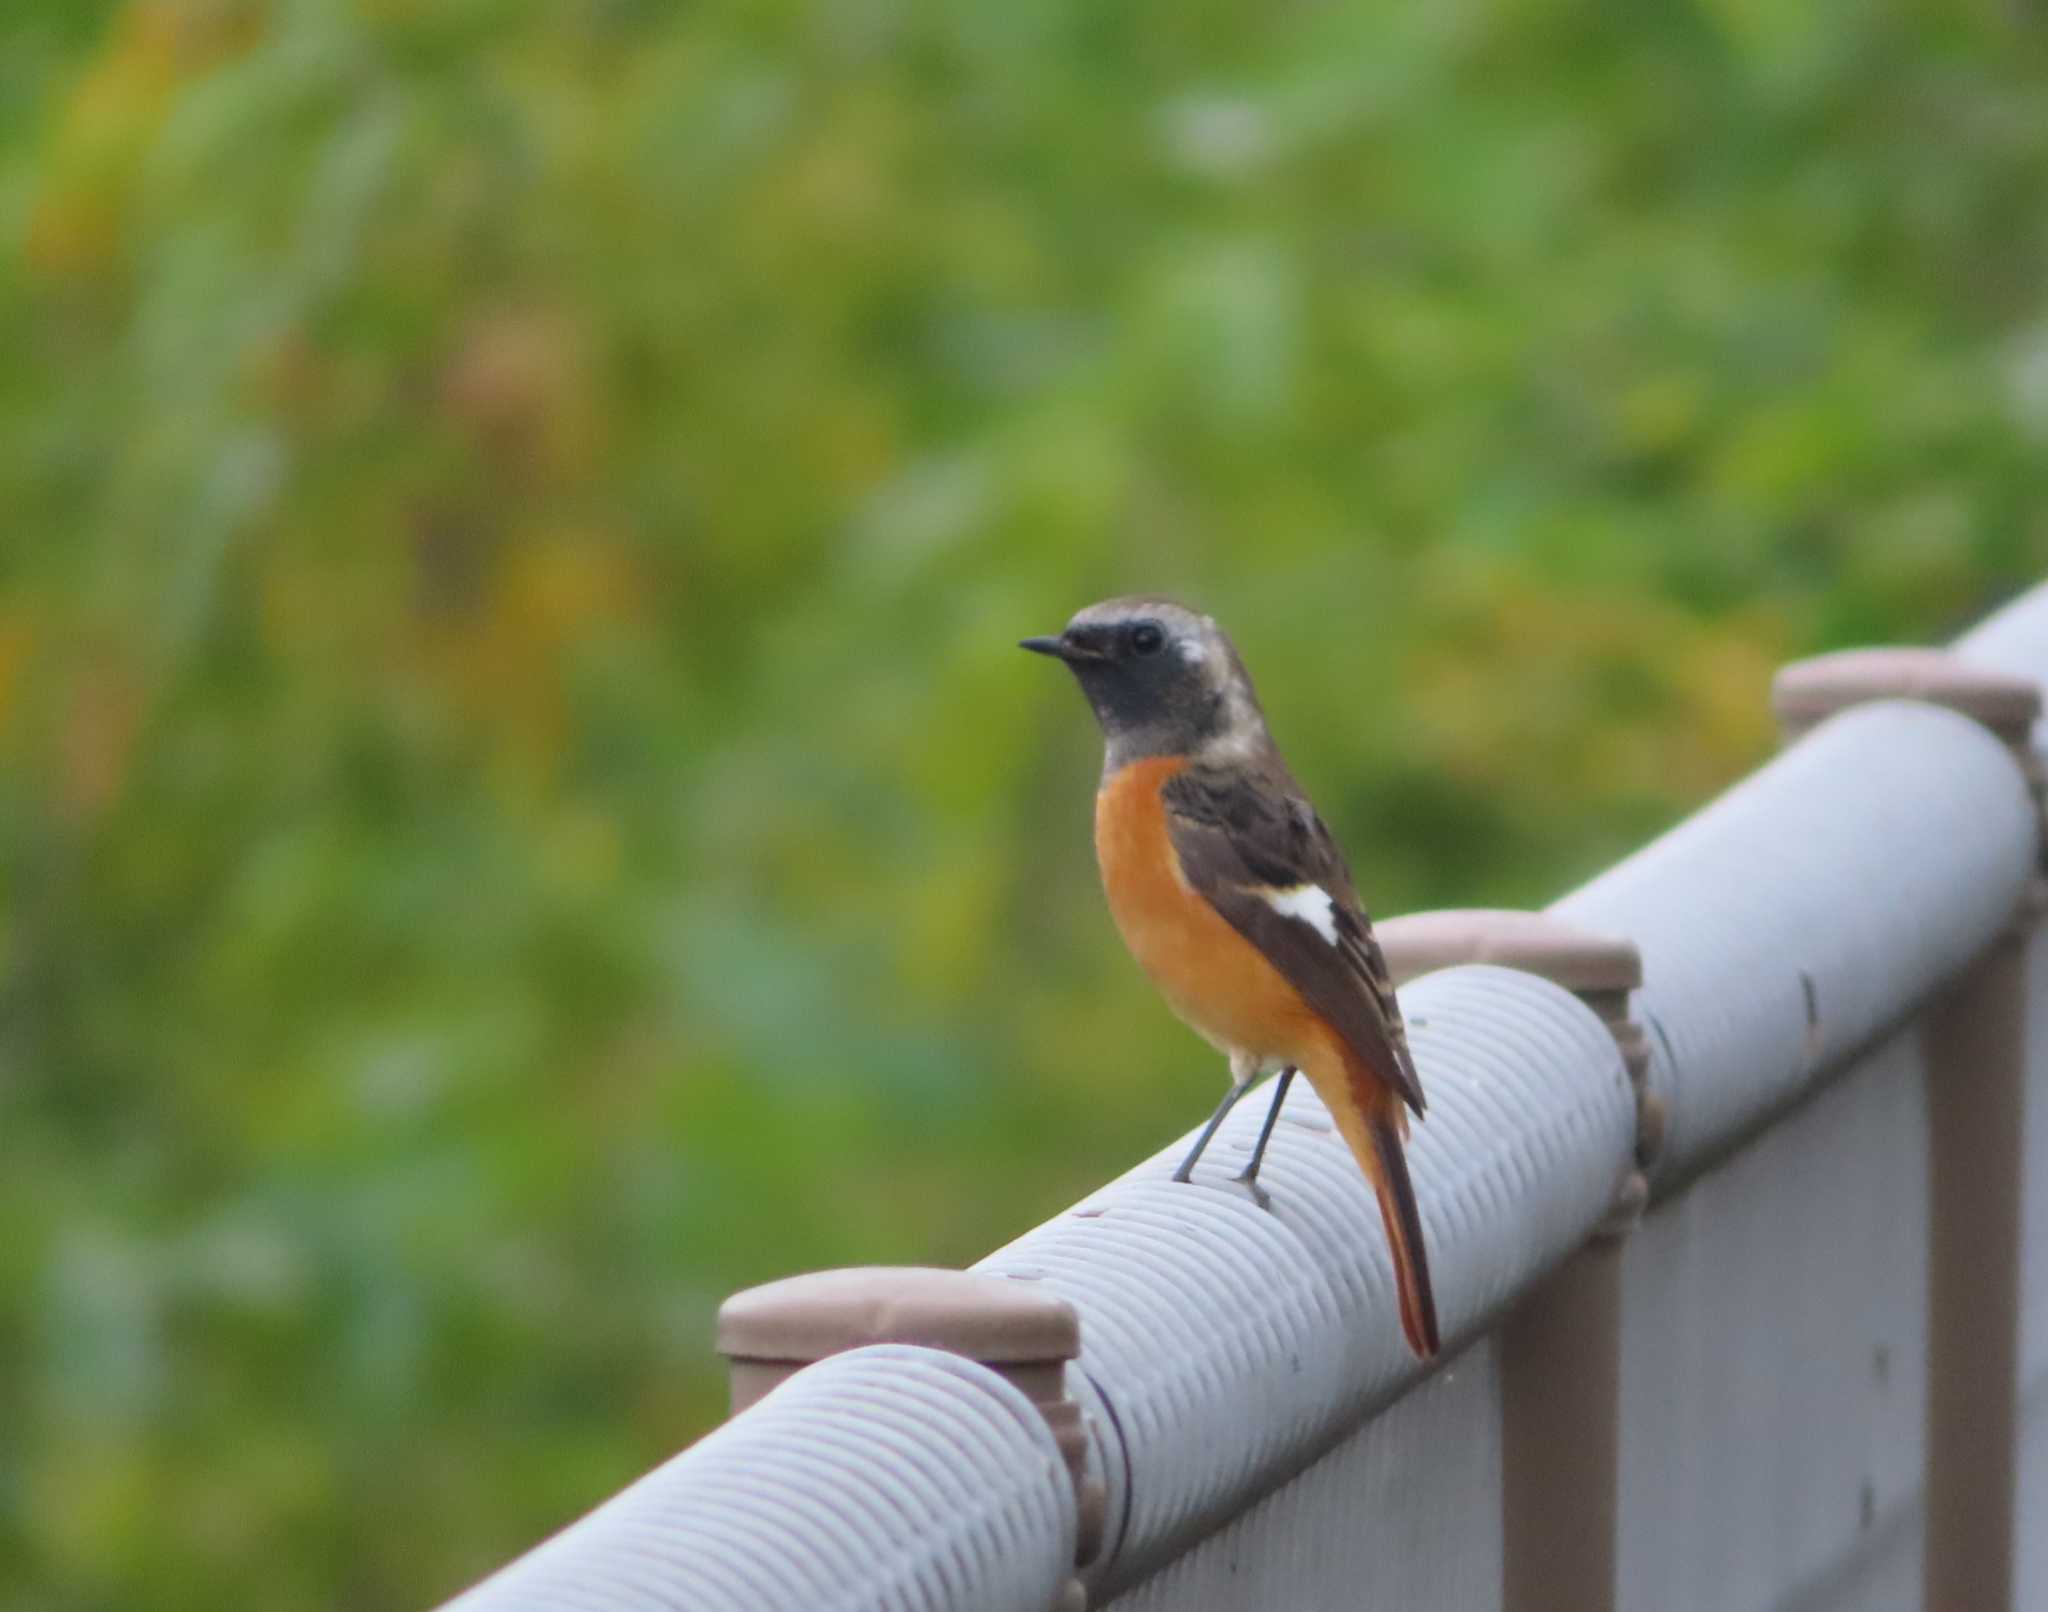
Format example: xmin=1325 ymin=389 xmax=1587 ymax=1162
xmin=1130 ymin=623 xmax=1166 ymax=656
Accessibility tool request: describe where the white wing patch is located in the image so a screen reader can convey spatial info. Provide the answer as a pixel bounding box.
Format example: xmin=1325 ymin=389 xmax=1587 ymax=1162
xmin=1261 ymin=883 xmax=1339 ymax=945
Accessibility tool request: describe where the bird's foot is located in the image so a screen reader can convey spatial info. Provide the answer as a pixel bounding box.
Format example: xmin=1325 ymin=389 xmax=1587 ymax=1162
xmin=1167 ymin=1164 xmax=1270 ymax=1209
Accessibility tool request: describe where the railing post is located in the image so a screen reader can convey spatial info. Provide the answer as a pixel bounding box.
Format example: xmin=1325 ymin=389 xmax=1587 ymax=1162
xmin=1379 ymin=910 xmax=1653 ymax=1612
xmin=716 ymin=1266 xmax=1104 ymax=1610
xmin=1774 ymin=648 xmax=2044 ymax=1612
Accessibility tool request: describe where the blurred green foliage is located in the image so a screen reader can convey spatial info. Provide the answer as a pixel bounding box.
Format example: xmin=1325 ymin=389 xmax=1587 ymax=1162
xmin=3 ymin=0 xmax=2046 ymax=1604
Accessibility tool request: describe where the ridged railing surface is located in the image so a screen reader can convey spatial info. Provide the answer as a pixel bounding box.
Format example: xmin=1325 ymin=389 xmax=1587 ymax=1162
xmin=975 ymin=962 xmax=1636 ymax=1595
xmin=443 ymin=1345 xmax=1077 ymax=1612
xmin=1551 ymin=697 xmax=2032 ymax=1187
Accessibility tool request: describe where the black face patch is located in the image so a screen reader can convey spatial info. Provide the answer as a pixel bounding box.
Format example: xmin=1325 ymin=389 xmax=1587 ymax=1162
xmin=1062 ymin=620 xmax=1226 ymax=757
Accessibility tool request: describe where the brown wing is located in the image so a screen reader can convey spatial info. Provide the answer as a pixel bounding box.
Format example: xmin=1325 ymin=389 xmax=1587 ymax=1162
xmin=1162 ymin=764 xmax=1425 ymax=1117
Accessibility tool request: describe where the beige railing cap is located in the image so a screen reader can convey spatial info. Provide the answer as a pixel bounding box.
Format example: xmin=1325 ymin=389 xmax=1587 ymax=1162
xmin=1377 ymin=908 xmax=1642 ymax=993
xmin=1773 ymin=647 xmax=2041 ymax=742
xmin=717 ymin=1266 xmax=1081 ymax=1365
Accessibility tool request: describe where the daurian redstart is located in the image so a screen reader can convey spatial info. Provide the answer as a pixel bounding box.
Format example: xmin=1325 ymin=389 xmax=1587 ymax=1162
xmin=1024 ymin=597 xmax=1439 ymax=1358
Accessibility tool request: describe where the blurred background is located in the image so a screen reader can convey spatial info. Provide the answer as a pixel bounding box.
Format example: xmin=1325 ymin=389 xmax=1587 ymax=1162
xmin=5 ymin=0 xmax=2048 ymax=1605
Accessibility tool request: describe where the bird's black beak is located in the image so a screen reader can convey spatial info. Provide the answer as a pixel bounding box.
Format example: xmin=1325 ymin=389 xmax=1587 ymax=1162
xmin=1022 ymin=631 xmax=1110 ymax=665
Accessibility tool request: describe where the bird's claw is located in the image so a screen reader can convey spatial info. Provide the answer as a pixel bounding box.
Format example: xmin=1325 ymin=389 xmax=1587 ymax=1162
xmin=1165 ymin=1164 xmax=1272 ymax=1211
xmin=1230 ymin=1171 xmax=1273 ymax=1212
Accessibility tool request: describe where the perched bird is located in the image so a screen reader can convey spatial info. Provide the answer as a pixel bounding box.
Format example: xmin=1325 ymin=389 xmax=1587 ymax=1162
xmin=1023 ymin=598 xmax=1438 ymax=1358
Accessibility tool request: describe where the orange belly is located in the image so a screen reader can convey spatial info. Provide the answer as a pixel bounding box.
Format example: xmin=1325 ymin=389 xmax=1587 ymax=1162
xmin=1095 ymin=756 xmax=1324 ymax=1067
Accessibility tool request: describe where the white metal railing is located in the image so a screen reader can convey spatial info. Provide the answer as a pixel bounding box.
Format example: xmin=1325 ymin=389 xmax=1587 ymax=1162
xmin=437 ymin=580 xmax=2048 ymax=1612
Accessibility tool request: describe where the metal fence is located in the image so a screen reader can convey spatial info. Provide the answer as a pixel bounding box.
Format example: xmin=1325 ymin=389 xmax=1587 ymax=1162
xmin=439 ymin=581 xmax=2048 ymax=1612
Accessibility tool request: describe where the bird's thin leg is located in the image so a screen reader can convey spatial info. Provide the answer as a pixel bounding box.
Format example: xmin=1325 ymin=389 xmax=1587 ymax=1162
xmin=1232 ymin=1066 xmax=1295 ymax=1208
xmin=1171 ymin=1076 xmax=1254 ymax=1184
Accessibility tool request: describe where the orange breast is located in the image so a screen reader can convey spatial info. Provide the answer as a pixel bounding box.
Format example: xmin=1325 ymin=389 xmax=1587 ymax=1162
xmin=1094 ymin=757 xmax=1322 ymax=1064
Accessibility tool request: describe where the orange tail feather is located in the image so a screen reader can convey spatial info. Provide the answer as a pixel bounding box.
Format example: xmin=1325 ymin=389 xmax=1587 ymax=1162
xmin=1365 ymin=1114 xmax=1440 ymax=1358
xmin=1307 ymin=1042 xmax=1441 ymax=1358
